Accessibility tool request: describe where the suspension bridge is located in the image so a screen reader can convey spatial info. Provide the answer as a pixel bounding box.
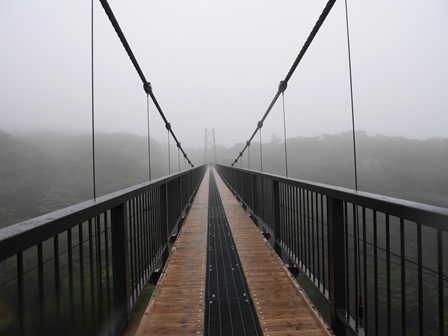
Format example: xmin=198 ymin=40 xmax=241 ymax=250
xmin=1 ymin=1 xmax=447 ymax=335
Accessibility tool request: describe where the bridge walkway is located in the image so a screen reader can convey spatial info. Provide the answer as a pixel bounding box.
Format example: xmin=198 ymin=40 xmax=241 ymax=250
xmin=136 ymin=168 xmax=332 ymax=335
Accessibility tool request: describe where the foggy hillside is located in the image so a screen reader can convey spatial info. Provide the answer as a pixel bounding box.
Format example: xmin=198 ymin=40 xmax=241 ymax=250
xmin=1 ymin=129 xmax=447 ymax=228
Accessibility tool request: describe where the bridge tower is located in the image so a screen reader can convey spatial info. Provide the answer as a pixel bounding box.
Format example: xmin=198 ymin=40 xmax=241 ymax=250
xmin=204 ymin=128 xmax=217 ymax=164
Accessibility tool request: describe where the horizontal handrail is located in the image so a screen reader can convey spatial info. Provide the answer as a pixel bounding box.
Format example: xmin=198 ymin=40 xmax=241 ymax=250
xmin=218 ymin=165 xmax=448 ymax=230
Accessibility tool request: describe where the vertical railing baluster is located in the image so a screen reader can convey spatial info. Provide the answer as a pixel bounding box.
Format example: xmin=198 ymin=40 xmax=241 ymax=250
xmin=294 ymin=186 xmax=298 ymax=263
xmin=54 ymin=235 xmax=61 ymax=333
xmin=160 ymin=183 xmax=169 ymax=266
xmin=300 ymin=188 xmax=304 ymax=270
xmin=362 ymin=207 xmax=367 ymax=332
xmin=400 ymin=218 xmax=406 ymax=335
xmin=311 ymin=192 xmax=315 ymax=282
xmin=104 ymin=211 xmax=111 ymax=318
xmin=273 ymin=180 xmax=281 ymax=255
xmin=322 ymin=194 xmax=326 ymax=295
xmin=38 ymin=243 xmax=45 ymax=334
xmin=317 ymin=193 xmax=321 ymax=289
xmin=417 ymin=224 xmax=423 ymax=335
xmin=95 ymin=215 xmax=103 ymax=324
xmin=18 ymin=252 xmax=25 ymax=336
xmin=128 ymin=200 xmax=135 ymax=304
xmin=353 ymin=204 xmax=358 ymax=330
xmin=79 ymin=223 xmax=86 ymax=331
xmin=328 ymin=197 xmax=346 ymax=336
xmin=68 ymin=228 xmax=74 ymax=321
xmin=143 ymin=192 xmax=149 ymax=278
xmin=344 ymin=203 xmax=350 ymax=321
xmin=111 ymin=203 xmax=130 ymax=335
xmin=386 ymin=214 xmax=391 ymax=335
xmin=437 ymin=229 xmax=444 ymax=336
xmin=373 ymin=211 xmax=378 ymax=336
xmin=88 ymin=219 xmax=96 ymax=329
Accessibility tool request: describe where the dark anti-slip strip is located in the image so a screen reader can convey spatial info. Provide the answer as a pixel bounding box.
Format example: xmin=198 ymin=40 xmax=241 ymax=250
xmin=204 ymin=171 xmax=262 ymax=336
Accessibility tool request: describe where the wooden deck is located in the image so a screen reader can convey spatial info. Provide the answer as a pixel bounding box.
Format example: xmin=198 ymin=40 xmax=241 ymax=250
xmin=135 ymin=167 xmax=332 ymax=335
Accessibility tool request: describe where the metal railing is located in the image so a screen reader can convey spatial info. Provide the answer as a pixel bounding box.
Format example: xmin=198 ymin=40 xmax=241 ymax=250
xmin=0 ymin=165 xmax=207 ymax=336
xmin=215 ymin=163 xmax=448 ymax=336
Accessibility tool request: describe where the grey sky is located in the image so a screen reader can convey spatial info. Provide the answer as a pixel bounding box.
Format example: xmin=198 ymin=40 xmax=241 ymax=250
xmin=1 ymin=1 xmax=447 ymax=148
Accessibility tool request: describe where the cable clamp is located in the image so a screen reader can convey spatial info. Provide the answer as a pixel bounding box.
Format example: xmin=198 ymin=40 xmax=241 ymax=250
xmin=165 ymin=123 xmax=171 ymax=131
xmin=257 ymin=121 xmax=263 ymax=129
xmin=246 ymin=141 xmax=251 ymax=147
xmin=177 ymin=142 xmax=181 ymax=148
xmin=278 ymin=80 xmax=287 ymax=93
xmin=144 ymin=82 xmax=152 ymax=94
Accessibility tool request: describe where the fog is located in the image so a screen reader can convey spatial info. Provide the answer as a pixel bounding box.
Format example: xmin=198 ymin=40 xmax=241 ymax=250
xmin=1 ymin=1 xmax=447 ymax=149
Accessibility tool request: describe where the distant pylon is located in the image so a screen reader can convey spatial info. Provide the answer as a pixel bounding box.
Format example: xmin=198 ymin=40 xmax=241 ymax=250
xmin=204 ymin=128 xmax=217 ymax=164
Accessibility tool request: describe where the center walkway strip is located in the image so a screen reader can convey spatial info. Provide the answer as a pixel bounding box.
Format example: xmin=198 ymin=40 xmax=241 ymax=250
xmin=205 ymin=171 xmax=262 ymax=335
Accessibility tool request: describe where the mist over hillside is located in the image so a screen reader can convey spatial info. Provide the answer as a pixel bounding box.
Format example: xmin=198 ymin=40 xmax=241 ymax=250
xmin=1 ymin=129 xmax=447 ymax=228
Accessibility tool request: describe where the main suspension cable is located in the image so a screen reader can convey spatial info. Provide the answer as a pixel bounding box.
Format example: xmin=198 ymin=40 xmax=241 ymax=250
xmin=232 ymin=0 xmax=336 ymax=167
xmin=344 ymin=0 xmax=358 ymax=191
xmin=98 ymin=0 xmax=194 ymax=168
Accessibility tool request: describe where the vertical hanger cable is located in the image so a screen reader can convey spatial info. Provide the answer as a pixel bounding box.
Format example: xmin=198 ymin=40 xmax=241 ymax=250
xmin=259 ymin=130 xmax=263 ymax=172
xmin=344 ymin=0 xmax=358 ymax=191
xmin=146 ymin=94 xmax=152 ymax=181
xmin=90 ymin=0 xmax=96 ymax=200
xmin=282 ymin=92 xmax=289 ymax=178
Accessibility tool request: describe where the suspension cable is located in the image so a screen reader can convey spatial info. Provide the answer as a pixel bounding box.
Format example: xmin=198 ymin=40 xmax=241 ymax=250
xmin=282 ymin=92 xmax=289 ymax=177
xmin=91 ymin=0 xmax=96 ymax=200
xmin=146 ymin=94 xmax=152 ymax=181
xmin=232 ymin=0 xmax=336 ymax=166
xmin=344 ymin=0 xmax=358 ymax=191
xmin=98 ymin=0 xmax=194 ymax=168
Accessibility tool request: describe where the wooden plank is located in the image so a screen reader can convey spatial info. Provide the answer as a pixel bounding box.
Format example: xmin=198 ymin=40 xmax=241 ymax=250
xmin=213 ymin=168 xmax=333 ymax=336
xmin=135 ymin=170 xmax=209 ymax=335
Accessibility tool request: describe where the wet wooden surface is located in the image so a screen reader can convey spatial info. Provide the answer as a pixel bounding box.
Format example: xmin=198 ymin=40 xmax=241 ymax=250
xmin=136 ymin=167 xmax=333 ymax=335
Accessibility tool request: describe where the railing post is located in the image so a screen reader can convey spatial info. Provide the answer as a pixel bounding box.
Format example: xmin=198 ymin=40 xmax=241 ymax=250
xmin=273 ymin=180 xmax=282 ymax=255
xmin=160 ymin=182 xmax=169 ymax=266
xmin=328 ymin=197 xmax=346 ymax=336
xmin=111 ymin=203 xmax=130 ymax=335
xmin=252 ymin=174 xmax=258 ymax=225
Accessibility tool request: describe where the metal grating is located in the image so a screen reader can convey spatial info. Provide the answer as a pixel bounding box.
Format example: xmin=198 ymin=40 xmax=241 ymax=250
xmin=204 ymin=172 xmax=262 ymax=336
